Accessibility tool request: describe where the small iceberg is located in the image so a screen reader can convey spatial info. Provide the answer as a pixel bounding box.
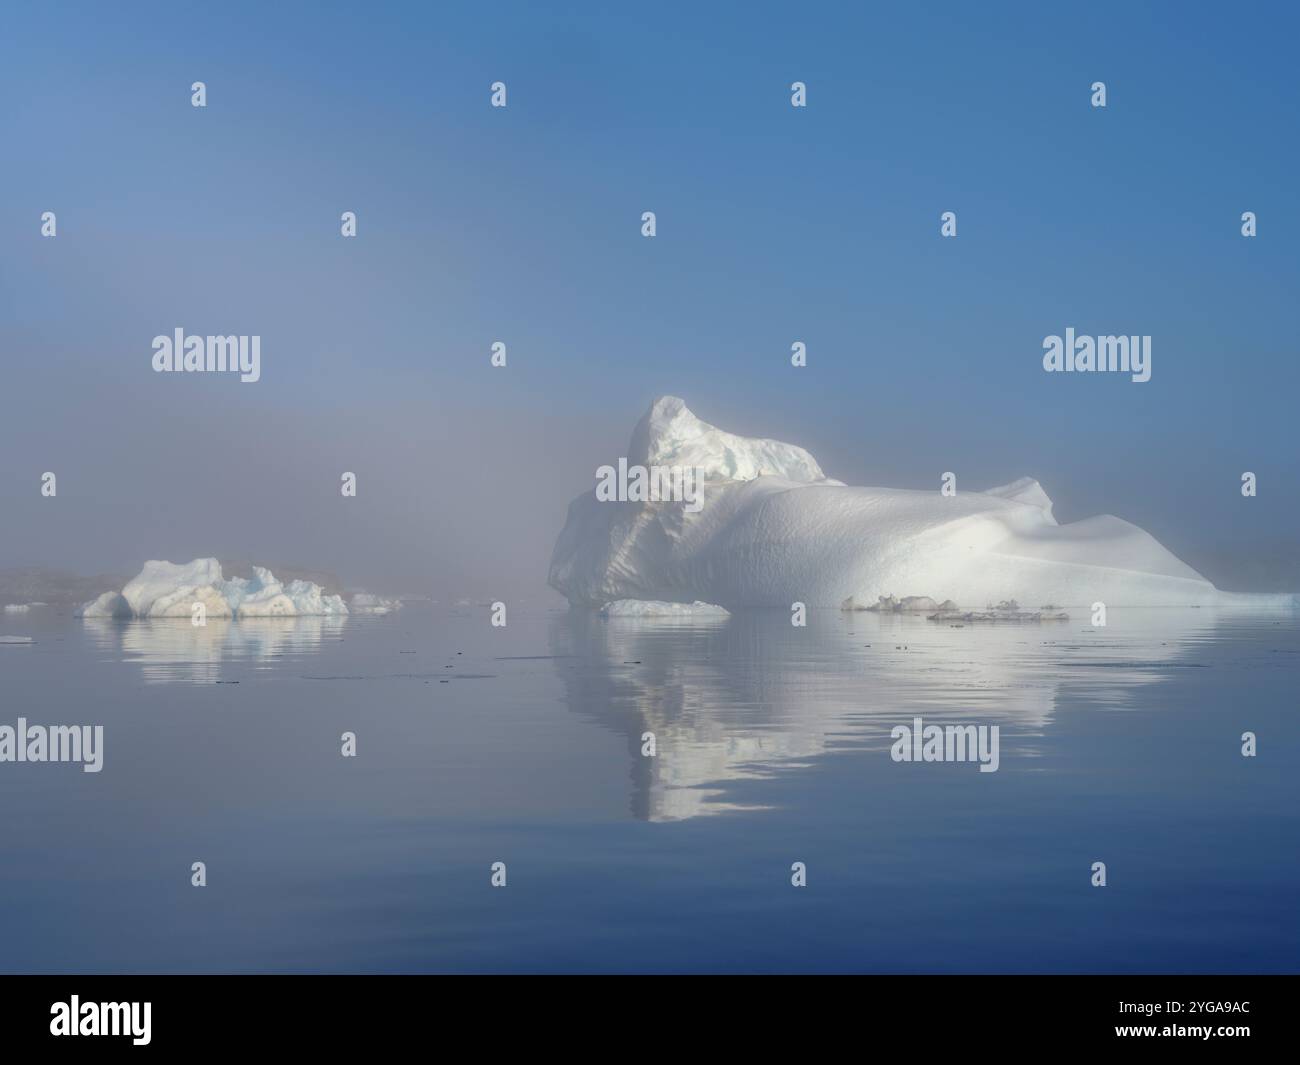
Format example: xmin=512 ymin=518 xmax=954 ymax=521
xmin=600 ymin=599 xmax=730 ymax=618
xmin=77 ymin=559 xmax=348 ymax=619
xmin=349 ymin=593 xmax=404 ymax=615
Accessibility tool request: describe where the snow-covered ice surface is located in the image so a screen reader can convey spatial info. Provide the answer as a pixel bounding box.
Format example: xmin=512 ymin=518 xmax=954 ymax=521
xmin=550 ymin=397 xmax=1297 ymax=610
xmin=600 ymin=599 xmax=730 ymax=618
xmin=77 ymin=559 xmax=348 ymax=619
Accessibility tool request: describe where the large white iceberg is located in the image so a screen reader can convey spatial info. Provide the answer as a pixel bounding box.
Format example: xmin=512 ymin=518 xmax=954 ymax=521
xmin=550 ymin=397 xmax=1294 ymax=610
xmin=77 ymin=559 xmax=348 ymax=618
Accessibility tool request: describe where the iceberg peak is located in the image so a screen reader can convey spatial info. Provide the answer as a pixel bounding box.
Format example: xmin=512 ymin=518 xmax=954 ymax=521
xmin=628 ymin=396 xmax=826 ymax=484
xmin=982 ymin=477 xmax=1056 ymax=523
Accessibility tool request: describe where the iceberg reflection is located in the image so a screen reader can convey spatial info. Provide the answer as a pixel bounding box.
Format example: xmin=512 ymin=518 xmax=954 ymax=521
xmin=83 ymin=616 xmax=346 ymax=684
xmin=550 ymin=607 xmax=1231 ymax=822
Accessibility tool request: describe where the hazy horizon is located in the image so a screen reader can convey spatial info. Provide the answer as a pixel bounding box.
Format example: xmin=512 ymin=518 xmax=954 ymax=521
xmin=4 ymin=389 xmax=1297 ymax=600
xmin=3 ymin=2 xmax=1298 ymax=598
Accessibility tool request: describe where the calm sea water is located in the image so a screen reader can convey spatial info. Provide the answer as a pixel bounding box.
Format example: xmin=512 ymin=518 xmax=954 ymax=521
xmin=1 ymin=603 xmax=1297 ymax=973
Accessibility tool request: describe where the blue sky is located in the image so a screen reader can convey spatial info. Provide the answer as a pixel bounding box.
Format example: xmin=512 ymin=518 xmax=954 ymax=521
xmin=2 ymin=1 xmax=1297 ymax=595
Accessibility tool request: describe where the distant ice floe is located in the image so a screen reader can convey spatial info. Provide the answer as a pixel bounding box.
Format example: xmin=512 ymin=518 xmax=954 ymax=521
xmin=929 ymin=599 xmax=1071 ymax=622
xmin=550 ymin=396 xmax=1296 ymax=610
xmin=600 ymin=599 xmax=730 ymax=618
xmin=0 ymin=636 xmax=34 ymax=644
xmin=845 ymin=594 xmax=1068 ymax=621
xmin=845 ymin=595 xmax=949 ymax=613
xmin=76 ymin=559 xmax=348 ymax=619
xmin=3 ymin=602 xmax=46 ymax=614
xmin=349 ymin=593 xmax=404 ymax=615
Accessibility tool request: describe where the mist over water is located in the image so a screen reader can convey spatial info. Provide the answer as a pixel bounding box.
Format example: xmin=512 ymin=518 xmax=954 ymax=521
xmin=3 ymin=389 xmax=1297 ymax=600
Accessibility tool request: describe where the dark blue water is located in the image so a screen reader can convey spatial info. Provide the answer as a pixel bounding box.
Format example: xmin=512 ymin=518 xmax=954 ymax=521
xmin=1 ymin=604 xmax=1296 ymax=973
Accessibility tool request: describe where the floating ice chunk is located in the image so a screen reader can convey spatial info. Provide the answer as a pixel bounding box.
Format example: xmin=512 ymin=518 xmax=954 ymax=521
xmin=844 ymin=594 xmax=943 ymax=613
xmin=0 ymin=636 xmax=34 ymax=644
xmin=223 ymin=567 xmax=299 ymax=617
xmin=116 ymin=558 xmax=224 ymax=617
xmin=930 ymin=606 xmax=1070 ymax=622
xmin=350 ymin=593 xmax=404 ymax=615
xmin=3 ymin=603 xmax=45 ymax=614
xmin=76 ymin=559 xmax=347 ymax=619
xmin=866 ymin=595 xmax=942 ymax=613
xmin=600 ymin=599 xmax=730 ymax=618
